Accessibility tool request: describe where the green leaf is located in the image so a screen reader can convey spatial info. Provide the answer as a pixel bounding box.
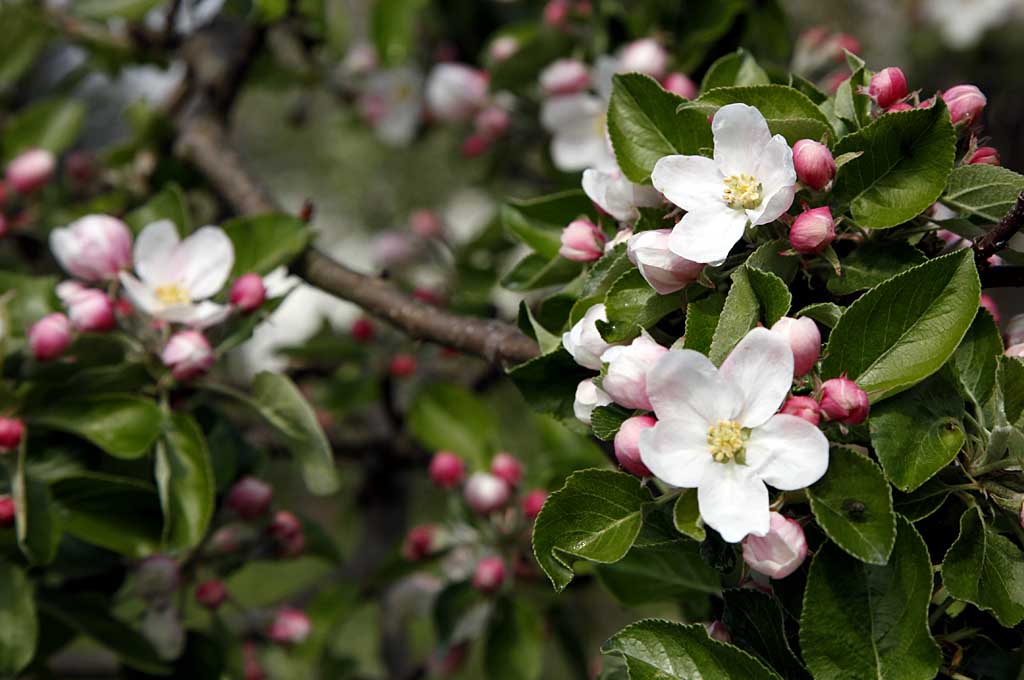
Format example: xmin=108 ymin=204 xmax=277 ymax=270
xmin=581 ymin=243 xmax=632 ymax=298
xmin=797 ymin=302 xmax=843 ymax=328
xmin=869 ymin=371 xmax=966 ymax=492
xmin=125 ymin=183 xmax=191 ymax=235
xmin=13 ymin=445 xmax=62 ymax=565
xmin=484 ymin=597 xmax=544 ymax=680
xmin=28 ymin=395 xmax=163 ymax=459
xmin=598 ymin=270 xmax=683 ymax=343
xmin=517 ymin=301 xmax=562 ymax=356
xmin=533 ymin=469 xmax=650 ymax=591
xmin=952 ymin=309 xmax=1003 ymax=407
xmin=608 ymin=73 xmax=713 ymax=183
xmin=72 ymin=0 xmax=162 ymax=19
xmin=672 ymin=490 xmax=705 ymax=541
xmin=701 ymin=50 xmax=769 ymax=91
xmin=693 ymin=85 xmax=833 ymax=145
xmin=590 ymin=403 xmax=632 ymax=442
xmin=831 ymin=102 xmax=956 ymax=229
xmin=826 ymin=240 xmax=927 ymax=295
xmin=892 ymin=479 xmax=951 ymax=522
xmin=1000 ymin=356 xmax=1024 ymax=426
xmin=222 ymin=214 xmax=312 ymax=276
xmin=941 ymin=506 xmax=1024 ymax=627
xmin=502 ymin=253 xmax=583 ymax=291
xmin=508 ymin=349 xmax=594 ymax=420
xmin=807 ymin=448 xmax=896 ymax=564
xmin=371 ymin=0 xmax=426 ymax=66
xmin=0 ymin=561 xmax=37 ymax=677
xmin=801 ymin=517 xmax=941 ymax=680
xmin=504 ymin=191 xmax=596 ymax=259
xmin=709 ymin=266 xmax=790 ymax=364
xmin=745 ymin=239 xmax=800 ymax=283
xmin=683 ymin=293 xmax=725 ymax=355
xmin=51 ymin=474 xmax=164 ymax=557
xmin=0 ymin=272 xmax=58 ymax=334
xmin=2 ymin=97 xmax=86 ymax=159
xmin=156 ymin=414 xmax=215 ymax=552
xmin=407 ymin=383 xmax=497 ymax=469
xmin=0 ymin=7 xmax=49 ymax=92
xmin=833 ymin=67 xmax=871 ymax=132
xmin=722 ymin=589 xmax=810 ymax=680
xmin=602 ymin=619 xmax=783 ymax=680
xmin=822 ymin=249 xmax=980 ymax=402
xmin=942 ymin=164 xmax=1024 ymax=223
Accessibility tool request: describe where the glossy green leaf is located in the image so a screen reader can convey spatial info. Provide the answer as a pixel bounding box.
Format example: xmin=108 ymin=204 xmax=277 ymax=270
xmin=13 ymin=447 xmax=61 ymax=565
xmin=2 ymin=97 xmax=86 ymax=159
xmin=533 ymin=469 xmax=650 ymax=591
xmin=869 ymin=371 xmax=966 ymax=492
xmin=222 ymin=214 xmax=312 ymax=276
xmin=29 ymin=395 xmax=163 ymax=459
xmin=683 ymin=293 xmax=725 ymax=355
xmin=822 ymin=249 xmax=980 ymax=402
xmin=156 ymin=414 xmax=215 ymax=552
xmin=590 ymin=403 xmax=632 ymax=442
xmin=745 ymin=239 xmax=800 ymax=283
xmin=508 ymin=348 xmax=593 ymax=421
xmin=722 ymin=589 xmax=809 ymax=680
xmin=941 ymin=506 xmax=1024 ymax=627
xmin=709 ymin=266 xmax=790 ymax=364
xmin=608 ymin=73 xmax=713 ymax=183
xmin=0 ymin=272 xmax=58 ymax=334
xmin=672 ymin=489 xmax=705 ymax=541
xmin=51 ymin=474 xmax=164 ymax=557
xmin=807 ymin=448 xmax=896 ymax=564
xmin=693 ymin=85 xmax=833 ymax=145
xmin=832 ymin=102 xmax=956 ymax=229
xmin=0 ymin=561 xmax=37 ymax=677
xmin=602 ymin=619 xmax=783 ymax=680
xmin=484 ymin=597 xmax=544 ymax=680
xmin=701 ymin=50 xmax=769 ymax=91
xmin=826 ymin=240 xmax=927 ymax=295
xmin=942 ymin=164 xmax=1024 ymax=223
xmin=580 ymin=243 xmax=632 ymax=298
xmin=502 ymin=252 xmax=583 ymax=291
xmin=952 ymin=309 xmax=1003 ymax=407
xmin=797 ymin=302 xmax=843 ymax=328
xmin=598 ymin=270 xmax=683 ymax=343
xmin=833 ymin=66 xmax=871 ymax=132
xmin=408 ymin=382 xmax=497 ymax=469
xmin=125 ymin=183 xmax=191 ymax=235
xmin=892 ymin=479 xmax=951 ymax=522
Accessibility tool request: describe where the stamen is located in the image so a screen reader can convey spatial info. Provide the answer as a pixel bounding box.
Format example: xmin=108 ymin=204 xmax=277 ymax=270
xmin=154 ymin=283 xmax=190 ymax=307
xmin=707 ymin=420 xmax=746 ymax=463
xmin=722 ymin=173 xmax=762 ymax=210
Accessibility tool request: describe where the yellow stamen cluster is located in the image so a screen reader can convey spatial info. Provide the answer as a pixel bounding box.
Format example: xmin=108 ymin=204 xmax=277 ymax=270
xmin=722 ymin=173 xmax=762 ymax=210
xmin=154 ymin=283 xmax=190 ymax=307
xmin=707 ymin=420 xmax=745 ymax=463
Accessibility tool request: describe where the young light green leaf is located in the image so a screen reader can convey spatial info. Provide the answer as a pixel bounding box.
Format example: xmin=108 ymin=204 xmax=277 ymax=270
xmin=952 ymin=309 xmax=1003 ymax=407
xmin=2 ymin=97 xmax=86 ymax=159
xmin=598 ymin=270 xmax=683 ymax=343
xmin=673 ymin=489 xmax=705 ymax=541
xmin=0 ymin=561 xmax=37 ymax=677
xmin=484 ymin=597 xmax=544 ymax=680
xmin=156 ymin=414 xmax=216 ymax=552
xmin=800 ymin=517 xmax=941 ymax=680
xmin=709 ymin=265 xmax=790 ymax=364
xmin=701 ymin=50 xmax=770 ymax=91
xmin=942 ymin=164 xmax=1024 ymax=222
xmin=693 ymin=85 xmax=833 ymax=145
xmin=125 ymin=183 xmax=192 ymax=235
xmin=371 ymin=0 xmax=426 ymax=66
xmin=222 ymin=214 xmax=312 ymax=276
xmin=28 ymin=395 xmax=163 ymax=459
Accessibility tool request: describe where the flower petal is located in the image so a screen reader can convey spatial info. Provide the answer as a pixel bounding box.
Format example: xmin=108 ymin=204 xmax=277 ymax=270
xmin=745 ymin=414 xmax=830 ymax=490
xmin=719 ymin=327 xmax=793 ymax=428
xmin=646 ymin=349 xmax=739 ymax=424
xmin=173 ymin=226 xmax=235 ymax=300
xmin=552 ymin=129 xmax=613 ymax=172
xmin=638 ymin=417 xmax=713 ymax=488
xmin=697 ymin=464 xmax=770 ymax=542
xmin=747 ymin=135 xmax=796 ymax=225
xmin=540 ymin=93 xmax=603 ymax=132
xmin=667 ymin=202 xmax=747 ymax=264
xmin=712 ymin=103 xmax=772 ymax=177
xmin=650 ymin=155 xmax=723 ymax=213
xmin=119 ymin=272 xmax=161 ymax=315
xmin=134 ymin=220 xmax=180 ymax=285
xmin=162 ymin=301 xmax=233 ymax=328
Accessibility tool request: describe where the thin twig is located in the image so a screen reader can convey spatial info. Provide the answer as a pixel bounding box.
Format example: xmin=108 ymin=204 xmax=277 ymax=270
xmin=974 ymin=190 xmax=1024 ymax=265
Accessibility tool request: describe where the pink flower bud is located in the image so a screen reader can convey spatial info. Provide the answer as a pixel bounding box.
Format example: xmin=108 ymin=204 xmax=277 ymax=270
xmin=789 ymin=206 xmax=836 ymax=255
xmin=600 ymin=333 xmax=667 ymax=410
xmin=979 ymin=293 xmax=1001 ymax=324
xmin=706 ymin=620 xmax=731 ymax=643
xmin=770 ymin=317 xmax=822 ymax=377
xmin=490 ymin=452 xmax=523 ymax=487
xmin=613 ymin=415 xmax=656 ymax=478
xmin=968 ymin=146 xmax=1000 ymax=166
xmin=64 ymin=288 xmax=116 ymax=332
xmin=65 ymin=150 xmax=98 ymax=185
xmin=206 ymin=525 xmax=245 ymax=555
xmin=574 ymin=378 xmax=613 ymax=424
xmin=429 ymin=451 xmax=465 ymax=489
xmin=543 ymin=0 xmax=570 ymax=27
xmin=29 ymin=313 xmax=72 ymax=361
xmin=425 ymin=63 xmax=489 ymax=122
xmin=563 ymin=303 xmax=615 ymax=370
xmin=1006 ymin=343 xmax=1024 ymax=359
xmin=409 ymin=209 xmax=444 ymax=238
xmin=792 ymin=140 xmax=836 ymax=191
xmin=266 ymin=510 xmax=305 ymax=558
xmin=243 ymin=642 xmax=266 ymax=680
xmin=227 ymin=477 xmax=273 ymax=519
xmin=161 ymin=330 xmax=214 ymax=381
xmin=0 ymin=417 xmax=25 ymax=452
xmin=0 ymin=496 xmax=13 ymax=528
xmin=886 ymin=102 xmax=913 ymax=113
xmin=661 ymin=72 xmax=697 ymax=99
xmin=267 ymin=608 xmax=311 ymax=645
xmin=868 ymin=67 xmax=908 ymax=109
xmin=522 ymin=489 xmax=548 ymax=520
xmin=943 ymin=85 xmax=986 ymax=126
xmin=389 ymin=353 xmax=417 ymax=378
xmin=619 ymin=38 xmax=669 ymax=79
xmin=559 ymin=218 xmax=605 ymax=262
xmin=627 ymin=229 xmax=704 ymax=294
xmin=351 ymin=318 xmax=375 ymax=342
xmin=539 ymin=59 xmax=591 ymax=96
xmin=135 ymin=556 xmax=180 ymax=602
xmin=195 ymin=580 xmax=228 ymax=610
xmin=474 ymin=105 xmax=511 ymax=139
xmin=6 ymin=148 xmax=56 ymax=194
xmin=463 ymin=472 xmax=511 ymax=514
xmin=819 ymin=376 xmax=870 ymax=425
xmin=742 ymin=512 xmax=808 ymax=578
xmin=49 ymin=215 xmax=133 ymax=282
xmin=230 ymin=273 xmax=266 ymax=312
xmin=460 ymin=133 xmax=491 ymax=158
xmin=779 ymin=396 xmax=821 ymax=426
xmin=488 ymin=36 xmax=519 ymax=63
xmin=472 ymin=556 xmax=506 ymax=594
xmin=402 ymin=524 xmax=436 ymax=561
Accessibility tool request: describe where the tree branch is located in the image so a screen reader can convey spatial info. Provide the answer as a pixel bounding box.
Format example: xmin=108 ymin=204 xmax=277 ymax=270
xmin=974 ymin=191 xmax=1024 ymax=265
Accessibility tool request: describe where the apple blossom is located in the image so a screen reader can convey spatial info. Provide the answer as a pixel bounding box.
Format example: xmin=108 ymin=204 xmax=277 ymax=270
xmin=943 ymin=84 xmax=987 ymax=125
xmin=539 ymin=59 xmax=591 ymax=96
xmin=618 ymin=38 xmax=669 ymax=79
xmin=614 ymin=416 xmax=656 ymax=478
xmin=161 ymin=330 xmax=215 ymax=380
xmin=968 ymin=146 xmax=1000 ymax=165
xmin=600 ymin=332 xmax=667 ymax=410
xmin=425 ymin=63 xmax=489 ymax=122
xmin=769 ymin=316 xmax=821 ymax=377
xmin=573 ymin=378 xmax=613 ymax=424
xmin=429 ymin=451 xmax=466 ymax=488
xmin=819 ymin=376 xmax=870 ymax=425
xmin=868 ymin=67 xmax=908 ymax=109
xmin=491 ymin=452 xmax=523 ymax=486
xmin=359 ymin=67 xmax=424 ymax=147
xmin=464 ymin=472 xmax=511 ymax=514
xmin=50 ymin=214 xmax=133 ymax=282
xmin=627 ymin=229 xmax=704 ymax=294
xmin=474 ymin=105 xmax=511 ymax=139
xmin=540 ymin=92 xmax=615 ymax=171
xmin=29 ymin=313 xmax=72 ymax=361
xmin=0 ymin=417 xmax=26 ymax=452
xmin=230 ymin=273 xmax=266 ymax=312
xmin=791 ymin=139 xmax=836 ymax=191
xmin=472 ymin=556 xmax=506 ymax=594
xmin=389 ymin=353 xmax=417 ymax=377
xmin=62 ymin=287 xmax=116 ymax=332
xmin=652 ymin=104 xmax=796 ymax=263
xmin=789 ymin=206 xmax=836 ymax=254
xmin=267 ymin=510 xmax=305 ymax=558
xmin=267 ymin=608 xmax=311 ymax=645
xmin=6 ymin=148 xmax=56 ymax=194
xmin=488 ymin=36 xmax=519 ymax=62
xmin=135 ymin=556 xmax=180 ymax=602
xmin=402 ymin=524 xmax=437 ymax=561
xmin=741 ymin=512 xmax=808 ymax=578
xmin=639 ymin=328 xmax=830 ymax=542
xmin=582 ymin=166 xmax=662 ymax=223
xmin=886 ymin=102 xmax=914 ymax=113
xmin=522 ymin=489 xmax=548 ymax=520
xmin=0 ymin=496 xmax=13 ymax=528
xmin=227 ymin=477 xmax=273 ymax=519
xmin=562 ymin=303 xmax=617 ymax=370
xmin=780 ymin=396 xmax=821 ymax=426
xmin=559 ymin=218 xmax=605 ymax=261
xmin=1006 ymin=344 xmax=1024 ymax=358
xmin=195 ymin=580 xmax=228 ymax=610
xmin=661 ymin=72 xmax=697 ymax=99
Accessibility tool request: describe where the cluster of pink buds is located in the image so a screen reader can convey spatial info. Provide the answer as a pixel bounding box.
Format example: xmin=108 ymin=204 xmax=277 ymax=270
xmin=213 ymin=476 xmax=307 ymax=560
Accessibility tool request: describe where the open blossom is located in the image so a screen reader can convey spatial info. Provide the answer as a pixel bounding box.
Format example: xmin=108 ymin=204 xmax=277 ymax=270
xmin=359 ymin=67 xmax=423 ymax=147
xmin=541 ymin=93 xmax=614 ymax=171
xmin=50 ymin=215 xmax=133 ymax=282
xmin=562 ymin=303 xmax=616 ymax=370
xmin=119 ymin=220 xmax=234 ymax=327
xmin=639 ymin=328 xmax=829 ymax=542
xmin=627 ymin=229 xmax=704 ymax=294
xmin=652 ymin=104 xmax=796 ymax=264
xmin=582 ymin=167 xmax=661 ymax=222
xmin=574 ymin=378 xmax=613 ymax=424
xmin=425 ymin=63 xmax=489 ymax=122
xmin=540 ymin=59 xmax=591 ymax=96
xmin=600 ymin=332 xmax=667 ymax=410
xmin=618 ymin=38 xmax=669 ymax=79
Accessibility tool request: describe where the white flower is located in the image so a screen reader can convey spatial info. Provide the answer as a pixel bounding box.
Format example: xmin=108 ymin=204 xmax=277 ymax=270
xmin=639 ymin=327 xmax=829 ymax=542
xmin=119 ymin=220 xmax=234 ymax=328
xmin=425 ymin=63 xmax=489 ymax=122
xmin=541 ymin=93 xmax=616 ymax=172
xmin=652 ymin=103 xmax=796 ymax=264
xmin=627 ymin=229 xmax=704 ymax=294
xmin=600 ymin=331 xmax=667 ymax=410
xmin=359 ymin=67 xmax=423 ymax=147
xmin=562 ymin=303 xmax=617 ymax=370
xmin=922 ymin=0 xmax=1016 ymax=49
xmin=582 ymin=166 xmax=662 ymax=222
xmin=574 ymin=378 xmax=613 ymax=425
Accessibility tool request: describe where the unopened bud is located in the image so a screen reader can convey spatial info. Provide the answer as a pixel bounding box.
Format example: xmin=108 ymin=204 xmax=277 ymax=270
xmin=135 ymin=556 xmax=180 ymax=602
xmin=886 ymin=102 xmax=913 ymax=113
xmin=227 ymin=477 xmax=273 ymax=519
xmin=490 ymin=452 xmax=523 ymax=487
xmin=661 ymin=72 xmax=697 ymax=99
xmin=543 ymin=0 xmax=570 ymax=27
xmin=619 ymin=38 xmax=669 ymax=79
xmin=472 ymin=556 xmax=506 ymax=594
xmin=351 ymin=318 xmax=375 ymax=342
xmin=0 ymin=495 xmax=14 ymax=527
xmin=409 ymin=209 xmax=444 ymax=238
xmin=559 ymin=218 xmax=605 ymax=262
xmin=63 ymin=287 xmax=116 ymax=332
xmin=6 ymin=148 xmax=56 ymax=194
xmin=789 ymin=206 xmax=836 ymax=255
xmin=742 ymin=512 xmax=808 ymax=579
xmin=613 ymin=416 xmax=656 ymax=478
xmin=539 ymin=59 xmax=591 ymax=96
xmin=792 ymin=140 xmax=836 ymax=191
xmin=243 ymin=642 xmax=266 ymax=680
xmin=779 ymin=396 xmax=821 ymax=426
xmin=474 ymin=105 xmax=511 ymax=139
xmin=968 ymin=146 xmax=1000 ymax=166
xmin=402 ymin=524 xmax=437 ymax=561
xmin=429 ymin=451 xmax=465 ymax=489
xmin=573 ymin=378 xmax=613 ymax=425
xmin=522 ymin=489 xmax=548 ymax=520
xmin=161 ymin=330 xmax=214 ymax=381
xmin=230 ymin=273 xmax=266 ymax=312
xmin=267 ymin=608 xmax=311 ymax=645
xmin=389 ymin=353 xmax=417 ymax=378
xmin=195 ymin=580 xmax=228 ymax=610
xmin=770 ymin=316 xmax=822 ymax=377
xmin=706 ymin=620 xmax=731 ymax=643
xmin=819 ymin=376 xmax=870 ymax=425
xmin=266 ymin=510 xmax=305 ymax=558
xmin=600 ymin=333 xmax=667 ymax=410
xmin=943 ymin=85 xmax=986 ymax=126
xmin=460 ymin=133 xmax=491 ymax=158
xmin=488 ymin=36 xmax=519 ymax=63
xmin=29 ymin=313 xmax=72 ymax=361
xmin=980 ymin=293 xmax=1000 ymax=324
xmin=0 ymin=417 xmax=25 ymax=452
xmin=463 ymin=472 xmax=511 ymax=514
xmin=868 ymin=67 xmax=908 ymax=109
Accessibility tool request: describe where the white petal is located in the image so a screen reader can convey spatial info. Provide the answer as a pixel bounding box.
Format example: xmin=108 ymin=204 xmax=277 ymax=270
xmin=173 ymin=226 xmax=235 ymax=300
xmin=638 ymin=417 xmax=713 ymax=488
xmin=719 ymin=327 xmax=793 ymax=428
xmin=667 ymin=203 xmax=747 ymax=264
xmin=646 ymin=350 xmax=740 ymax=424
xmin=540 ymin=93 xmax=603 ymax=132
xmin=134 ymin=220 xmax=180 ymax=285
xmin=552 ymin=130 xmax=612 ymax=172
xmin=712 ymin=103 xmax=772 ymax=177
xmin=747 ymin=135 xmax=796 ymax=225
xmin=746 ymin=414 xmax=830 ymax=490
xmin=162 ymin=301 xmax=233 ymax=328
xmin=698 ymin=464 xmax=770 ymax=542
xmin=650 ymin=155 xmax=723 ymax=213
xmin=119 ymin=272 xmax=161 ymax=315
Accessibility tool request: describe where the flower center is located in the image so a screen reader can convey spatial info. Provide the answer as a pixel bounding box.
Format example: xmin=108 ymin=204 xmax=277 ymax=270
xmin=707 ymin=420 xmax=746 ymax=463
xmin=722 ymin=173 xmax=762 ymax=210
xmin=154 ymin=283 xmax=190 ymax=306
